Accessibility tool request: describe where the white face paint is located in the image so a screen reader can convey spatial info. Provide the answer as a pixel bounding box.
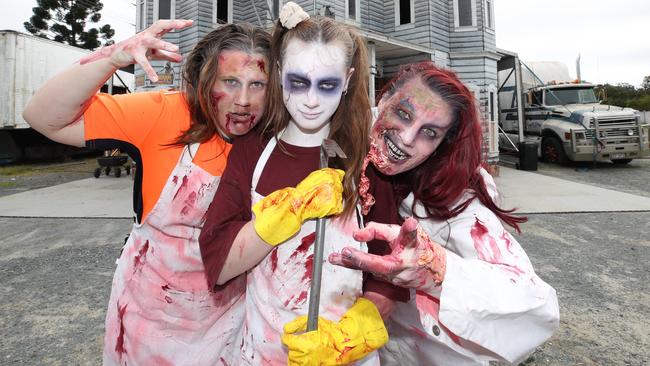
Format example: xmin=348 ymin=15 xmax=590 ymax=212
xmin=370 ymin=78 xmax=454 ymax=175
xmin=280 ymin=39 xmax=351 ymax=146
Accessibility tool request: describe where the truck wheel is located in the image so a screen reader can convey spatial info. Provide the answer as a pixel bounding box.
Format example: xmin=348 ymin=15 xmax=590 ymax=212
xmin=93 ymin=168 xmax=101 ymax=178
xmin=612 ymin=159 xmax=632 ymax=165
xmin=542 ymin=137 xmax=567 ymax=165
xmin=115 ymin=168 xmax=122 ymax=178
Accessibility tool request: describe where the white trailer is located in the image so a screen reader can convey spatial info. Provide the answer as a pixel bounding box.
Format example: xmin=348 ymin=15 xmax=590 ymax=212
xmin=0 ymin=30 xmax=133 ymax=162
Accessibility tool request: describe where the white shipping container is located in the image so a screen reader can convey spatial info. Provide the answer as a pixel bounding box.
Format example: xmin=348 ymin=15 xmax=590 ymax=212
xmin=0 ymin=30 xmax=133 ymax=130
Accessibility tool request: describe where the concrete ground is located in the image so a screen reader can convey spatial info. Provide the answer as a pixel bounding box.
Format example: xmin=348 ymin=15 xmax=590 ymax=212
xmin=1 ymin=165 xmax=649 ymax=365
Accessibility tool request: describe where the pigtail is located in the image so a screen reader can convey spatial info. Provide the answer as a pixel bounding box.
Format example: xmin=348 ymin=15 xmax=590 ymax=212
xmin=259 ymin=21 xmax=292 ymax=141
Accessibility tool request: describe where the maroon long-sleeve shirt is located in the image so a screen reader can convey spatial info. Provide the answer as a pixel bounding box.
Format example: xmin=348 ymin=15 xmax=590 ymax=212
xmin=199 ymin=132 xmax=408 ymax=301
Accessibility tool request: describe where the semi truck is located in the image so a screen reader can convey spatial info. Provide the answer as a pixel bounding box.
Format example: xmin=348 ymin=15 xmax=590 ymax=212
xmin=0 ymin=30 xmax=133 ymax=163
xmin=498 ymin=61 xmax=650 ymax=164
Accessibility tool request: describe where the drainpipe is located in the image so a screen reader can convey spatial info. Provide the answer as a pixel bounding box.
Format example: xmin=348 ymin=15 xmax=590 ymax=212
xmin=367 ymin=41 xmax=376 ymax=106
xmin=514 ymin=56 xmax=525 ymax=142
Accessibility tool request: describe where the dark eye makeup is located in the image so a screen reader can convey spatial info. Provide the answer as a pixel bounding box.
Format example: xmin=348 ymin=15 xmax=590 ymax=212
xmin=284 ymin=72 xmax=342 ymax=95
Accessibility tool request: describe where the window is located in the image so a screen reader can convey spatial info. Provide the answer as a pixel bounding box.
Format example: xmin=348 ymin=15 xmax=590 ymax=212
xmin=484 ymin=0 xmax=494 ymax=29
xmin=454 ymin=0 xmax=476 ymax=29
xmin=137 ymin=0 xmax=146 ymax=31
xmin=544 ymin=87 xmax=598 ymax=106
xmin=213 ymin=0 xmax=232 ymax=24
xmin=395 ymin=0 xmax=414 ymax=26
xmin=346 ymin=0 xmax=360 ymax=21
xmin=154 ymin=0 xmax=175 ymax=21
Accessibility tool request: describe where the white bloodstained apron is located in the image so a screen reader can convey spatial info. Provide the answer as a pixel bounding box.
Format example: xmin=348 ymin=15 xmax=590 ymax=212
xmin=103 ymin=143 xmax=245 ymax=366
xmin=238 ymin=137 xmax=379 ymax=365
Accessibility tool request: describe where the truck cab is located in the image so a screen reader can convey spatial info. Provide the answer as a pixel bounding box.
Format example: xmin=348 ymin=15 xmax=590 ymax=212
xmin=498 ymin=61 xmax=650 ymax=164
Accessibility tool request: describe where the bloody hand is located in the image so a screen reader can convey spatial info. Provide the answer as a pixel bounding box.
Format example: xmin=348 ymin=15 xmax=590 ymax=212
xmin=329 ymin=217 xmax=446 ymax=291
xmin=79 ymin=19 xmax=193 ymax=82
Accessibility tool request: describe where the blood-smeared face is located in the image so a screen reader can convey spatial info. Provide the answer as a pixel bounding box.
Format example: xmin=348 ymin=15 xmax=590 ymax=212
xmin=281 ymin=39 xmax=352 ymax=135
xmin=211 ymin=50 xmax=268 ymax=137
xmin=369 ymin=77 xmax=455 ymax=175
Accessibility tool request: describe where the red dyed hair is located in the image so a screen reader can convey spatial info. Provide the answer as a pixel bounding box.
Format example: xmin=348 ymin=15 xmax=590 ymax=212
xmin=381 ymin=61 xmax=526 ymax=232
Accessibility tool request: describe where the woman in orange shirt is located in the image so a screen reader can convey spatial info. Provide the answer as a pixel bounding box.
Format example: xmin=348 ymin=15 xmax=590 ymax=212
xmin=23 ymin=20 xmax=270 ymax=365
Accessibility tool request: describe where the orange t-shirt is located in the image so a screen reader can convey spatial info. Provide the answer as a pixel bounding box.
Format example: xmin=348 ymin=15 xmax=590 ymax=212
xmin=84 ymin=90 xmax=231 ymax=222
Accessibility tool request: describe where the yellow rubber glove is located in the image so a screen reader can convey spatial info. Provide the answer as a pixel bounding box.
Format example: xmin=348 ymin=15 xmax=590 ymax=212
xmin=253 ymin=168 xmax=345 ymax=246
xmin=281 ymin=298 xmax=388 ymax=366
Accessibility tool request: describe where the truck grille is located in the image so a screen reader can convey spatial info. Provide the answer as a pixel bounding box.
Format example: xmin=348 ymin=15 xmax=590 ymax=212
xmin=584 ymin=116 xmax=639 ymax=142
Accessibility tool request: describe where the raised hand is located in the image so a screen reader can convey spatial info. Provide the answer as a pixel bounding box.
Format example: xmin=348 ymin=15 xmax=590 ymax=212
xmin=253 ymin=168 xmax=344 ymax=246
xmin=79 ymin=19 xmax=194 ymax=82
xmin=329 ymin=217 xmax=447 ymax=291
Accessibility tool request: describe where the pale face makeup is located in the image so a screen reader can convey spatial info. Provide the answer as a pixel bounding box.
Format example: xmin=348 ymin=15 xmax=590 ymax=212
xmin=370 ymin=77 xmax=455 ymax=175
xmin=211 ymin=50 xmax=269 ymax=137
xmin=280 ymin=39 xmax=352 ymax=146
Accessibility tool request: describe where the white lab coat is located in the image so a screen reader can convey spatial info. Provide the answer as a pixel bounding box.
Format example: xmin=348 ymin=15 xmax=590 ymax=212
xmin=380 ymin=168 xmax=560 ymax=365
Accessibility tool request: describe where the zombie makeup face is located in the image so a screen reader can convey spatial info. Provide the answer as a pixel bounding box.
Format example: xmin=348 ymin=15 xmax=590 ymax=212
xmin=370 ymin=77 xmax=455 ymax=175
xmin=281 ymin=39 xmax=352 ymax=143
xmin=211 ymin=50 xmax=268 ymax=137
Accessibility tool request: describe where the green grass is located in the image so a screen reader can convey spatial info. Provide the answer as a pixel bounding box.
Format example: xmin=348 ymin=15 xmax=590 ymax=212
xmin=0 ymin=165 xmax=36 ymax=176
xmin=0 ymin=181 xmax=18 ymax=188
xmin=0 ymin=158 xmax=97 ymax=177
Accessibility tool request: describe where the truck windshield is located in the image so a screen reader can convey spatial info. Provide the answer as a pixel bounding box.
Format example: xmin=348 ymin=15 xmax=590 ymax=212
xmin=545 ymin=87 xmax=598 ymax=105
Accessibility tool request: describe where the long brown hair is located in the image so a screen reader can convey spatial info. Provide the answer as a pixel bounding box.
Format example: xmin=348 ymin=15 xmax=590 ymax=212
xmin=383 ymin=62 xmax=526 ymax=232
xmin=175 ymin=23 xmax=271 ymax=145
xmin=260 ymin=17 xmax=371 ymax=217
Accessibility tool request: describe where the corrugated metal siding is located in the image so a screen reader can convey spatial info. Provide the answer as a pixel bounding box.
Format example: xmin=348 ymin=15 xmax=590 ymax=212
xmin=445 ymin=0 xmax=499 ymax=161
xmin=178 ymin=0 xmax=200 ymax=53
xmin=361 ymin=0 xmax=385 ymax=33
xmin=450 ymin=56 xmax=499 ymax=162
xmin=382 ymin=53 xmax=431 ymax=77
xmin=392 ymin=0 xmax=431 ymax=46
xmin=236 ymin=0 xmax=267 ymax=25
xmin=429 ymin=0 xmax=450 ymax=53
xmin=196 ymin=0 xmax=214 ymax=34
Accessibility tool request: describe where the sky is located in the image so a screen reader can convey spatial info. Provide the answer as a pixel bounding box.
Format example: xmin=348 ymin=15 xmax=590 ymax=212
xmin=495 ymin=0 xmax=649 ymax=87
xmin=0 ymin=0 xmax=136 ymax=45
xmin=0 ymin=0 xmax=648 ymax=87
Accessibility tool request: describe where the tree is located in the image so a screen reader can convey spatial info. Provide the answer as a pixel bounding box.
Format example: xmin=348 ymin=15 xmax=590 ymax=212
xmin=596 ymin=83 xmax=650 ymax=111
xmin=24 ymin=0 xmax=115 ymax=50
xmin=642 ymin=75 xmax=650 ymax=91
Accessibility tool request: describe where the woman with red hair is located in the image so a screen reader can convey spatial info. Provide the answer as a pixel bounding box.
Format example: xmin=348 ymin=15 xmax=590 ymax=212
xmin=321 ymin=61 xmax=560 ymax=365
